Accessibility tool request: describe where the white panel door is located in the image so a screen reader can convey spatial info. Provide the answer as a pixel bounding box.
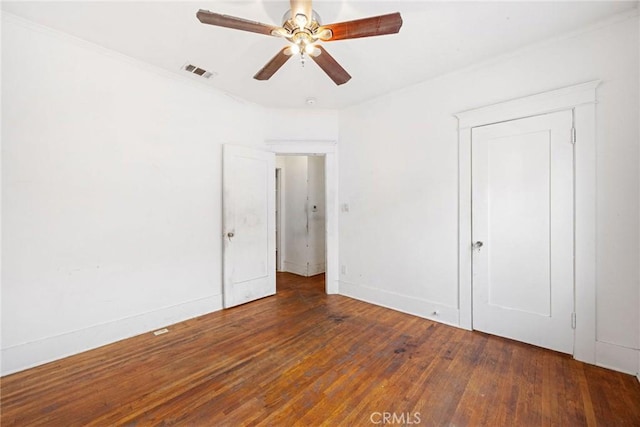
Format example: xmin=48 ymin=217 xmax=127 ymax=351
xmin=223 ymin=144 xmax=275 ymax=308
xmin=472 ymin=110 xmax=574 ymax=354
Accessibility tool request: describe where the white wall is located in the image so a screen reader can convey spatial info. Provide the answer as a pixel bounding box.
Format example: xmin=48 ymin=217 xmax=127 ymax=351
xmin=1 ymin=15 xmax=268 ymax=374
xmin=277 ymin=155 xmax=326 ymax=276
xmin=339 ymin=13 xmax=639 ymax=375
xmin=265 ymin=109 xmax=339 ymax=142
xmin=1 ymin=13 xmax=341 ymax=375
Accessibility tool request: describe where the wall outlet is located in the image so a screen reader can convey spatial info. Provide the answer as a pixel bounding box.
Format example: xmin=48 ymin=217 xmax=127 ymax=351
xmin=341 ymin=265 xmax=347 ymax=275
xmin=153 ymin=328 xmax=169 ymax=336
xmin=341 ymin=203 xmax=350 ymax=213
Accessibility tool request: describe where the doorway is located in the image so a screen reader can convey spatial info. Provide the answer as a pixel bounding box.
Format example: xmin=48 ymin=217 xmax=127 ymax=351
xmin=267 ymin=140 xmax=339 ymax=295
xmin=275 ymin=155 xmax=327 ymax=288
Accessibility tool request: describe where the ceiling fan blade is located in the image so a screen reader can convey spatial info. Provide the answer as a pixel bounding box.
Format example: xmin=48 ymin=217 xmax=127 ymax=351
xmin=318 ymin=12 xmax=402 ymax=41
xmin=254 ymin=47 xmax=293 ymax=81
xmin=310 ymin=46 xmax=351 ymax=86
xmin=290 ymin=0 xmax=313 ymax=22
xmin=197 ymin=9 xmax=280 ymax=36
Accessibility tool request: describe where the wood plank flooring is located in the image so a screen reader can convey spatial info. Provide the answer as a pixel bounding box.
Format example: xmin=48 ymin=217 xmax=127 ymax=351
xmin=2 ymin=272 xmax=639 ymax=426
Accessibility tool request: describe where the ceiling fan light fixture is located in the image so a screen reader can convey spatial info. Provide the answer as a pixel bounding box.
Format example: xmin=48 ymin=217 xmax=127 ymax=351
xmin=292 ymin=31 xmax=312 ymax=46
xmin=304 ymin=43 xmax=315 ymax=55
xmin=294 ymin=13 xmax=308 ymax=29
xmin=289 ymin=43 xmax=301 ymax=55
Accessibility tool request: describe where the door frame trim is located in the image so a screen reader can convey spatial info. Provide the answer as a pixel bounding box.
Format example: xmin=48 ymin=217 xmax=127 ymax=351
xmin=266 ymin=140 xmax=339 ymax=294
xmin=454 ymin=80 xmax=600 ymax=364
xmin=275 ymin=167 xmax=283 ymax=272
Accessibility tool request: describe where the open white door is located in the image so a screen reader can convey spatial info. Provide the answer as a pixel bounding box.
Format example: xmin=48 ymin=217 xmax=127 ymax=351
xmin=223 ymin=144 xmax=275 ymax=308
xmin=472 ymin=110 xmax=574 ymax=354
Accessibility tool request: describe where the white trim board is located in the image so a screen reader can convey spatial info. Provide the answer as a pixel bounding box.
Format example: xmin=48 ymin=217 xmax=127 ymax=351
xmin=282 ymin=261 xmax=309 ymax=277
xmin=267 ymin=140 xmax=339 ymax=294
xmin=456 ymin=80 xmax=601 ymax=129
xmin=308 ymin=262 xmax=326 ymax=277
xmin=339 ymin=280 xmax=459 ymax=327
xmin=454 ymin=80 xmax=600 ymax=367
xmin=595 ymin=341 xmax=639 ymax=376
xmin=1 ymin=295 xmax=223 ymax=376
xmin=282 ymin=261 xmax=326 ymax=277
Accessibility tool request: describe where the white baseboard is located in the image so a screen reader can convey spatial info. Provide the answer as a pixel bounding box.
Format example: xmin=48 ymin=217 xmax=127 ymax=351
xmin=339 ymin=280 xmax=459 ymax=327
xmin=1 ymin=294 xmax=223 ymax=376
xmin=282 ymin=261 xmax=308 ymax=276
xmin=308 ymin=262 xmax=326 ymax=276
xmin=281 ymin=261 xmax=325 ymax=277
xmin=595 ymin=340 xmax=639 ymax=375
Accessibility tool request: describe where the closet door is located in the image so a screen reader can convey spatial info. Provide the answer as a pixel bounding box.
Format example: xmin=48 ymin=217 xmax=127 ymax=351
xmin=472 ymin=110 xmax=574 ymax=354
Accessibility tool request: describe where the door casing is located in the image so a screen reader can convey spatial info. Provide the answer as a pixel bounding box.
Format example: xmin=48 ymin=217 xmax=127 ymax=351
xmin=455 ymin=80 xmax=600 ymax=364
xmin=275 ymin=167 xmax=283 ymax=272
xmin=266 ymin=140 xmax=339 ymax=294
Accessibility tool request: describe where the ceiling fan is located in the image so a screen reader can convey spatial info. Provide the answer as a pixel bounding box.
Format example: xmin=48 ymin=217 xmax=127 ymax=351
xmin=196 ymin=0 xmax=403 ymax=85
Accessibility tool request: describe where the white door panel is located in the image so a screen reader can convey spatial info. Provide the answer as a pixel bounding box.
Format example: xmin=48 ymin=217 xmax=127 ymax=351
xmin=485 ymin=131 xmax=551 ymax=316
xmin=472 ymin=111 xmax=574 ymax=354
xmin=223 ymin=145 xmax=275 ymax=308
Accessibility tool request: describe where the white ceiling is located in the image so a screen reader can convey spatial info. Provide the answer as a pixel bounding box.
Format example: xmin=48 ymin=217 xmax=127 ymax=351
xmin=3 ymin=1 xmax=637 ymax=109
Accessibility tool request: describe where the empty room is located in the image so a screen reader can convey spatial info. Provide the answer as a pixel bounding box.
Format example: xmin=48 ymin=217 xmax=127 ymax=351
xmin=1 ymin=0 xmax=639 ymax=425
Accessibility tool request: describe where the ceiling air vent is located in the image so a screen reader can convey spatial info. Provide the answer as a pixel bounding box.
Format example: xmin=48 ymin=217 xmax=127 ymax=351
xmin=183 ymin=63 xmax=215 ymax=79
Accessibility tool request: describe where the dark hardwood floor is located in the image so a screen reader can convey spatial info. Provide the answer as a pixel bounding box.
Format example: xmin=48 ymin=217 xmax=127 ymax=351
xmin=2 ymin=272 xmax=639 ymax=426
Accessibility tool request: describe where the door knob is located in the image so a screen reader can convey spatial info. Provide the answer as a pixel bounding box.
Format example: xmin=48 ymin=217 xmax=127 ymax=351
xmin=472 ymin=241 xmax=484 ymax=250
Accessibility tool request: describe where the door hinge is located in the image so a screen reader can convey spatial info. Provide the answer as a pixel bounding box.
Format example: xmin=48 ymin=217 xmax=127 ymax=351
xmin=571 ymin=127 xmax=576 ymax=144
xmin=571 ymin=312 xmax=576 ymax=329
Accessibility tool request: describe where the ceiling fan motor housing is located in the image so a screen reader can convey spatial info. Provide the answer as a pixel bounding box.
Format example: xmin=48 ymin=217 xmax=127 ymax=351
xmin=281 ymin=9 xmax=322 ymax=28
